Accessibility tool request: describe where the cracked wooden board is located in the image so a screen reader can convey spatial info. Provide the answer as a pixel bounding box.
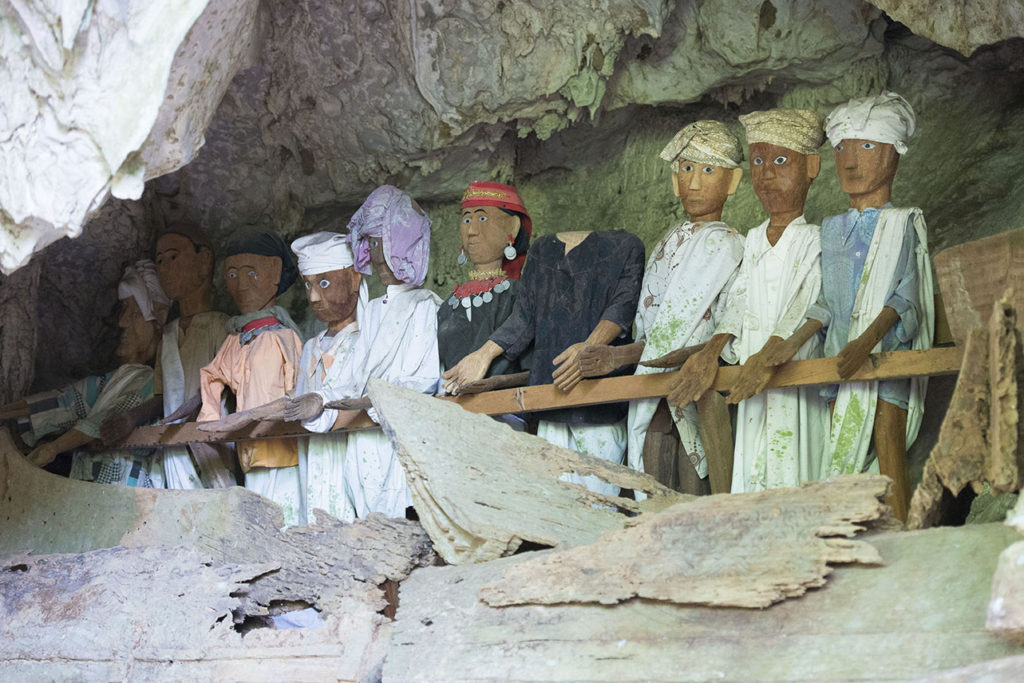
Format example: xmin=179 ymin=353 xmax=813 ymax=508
xmin=385 ymin=523 xmax=1024 ymax=682
xmin=366 ymin=379 xmax=688 ymax=565
xmin=0 ymin=545 xmax=389 ymax=682
xmin=479 ymin=475 xmax=892 ymax=609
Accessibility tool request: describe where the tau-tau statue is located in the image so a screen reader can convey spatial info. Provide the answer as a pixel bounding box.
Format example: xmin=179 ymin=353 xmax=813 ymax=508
xmin=668 ymin=108 xmax=828 ymax=493
xmin=198 ymin=232 xmax=304 ymax=525
xmin=339 ymin=185 xmax=441 ymax=519
xmin=437 ymin=181 xmax=532 ymax=380
xmin=808 ymin=92 xmax=933 ymax=521
xmin=287 ymin=231 xmax=365 ymax=524
xmin=443 ymin=227 xmax=645 ymax=496
xmin=577 ymin=121 xmax=745 ymax=493
xmin=16 ymin=261 xmax=170 ymax=487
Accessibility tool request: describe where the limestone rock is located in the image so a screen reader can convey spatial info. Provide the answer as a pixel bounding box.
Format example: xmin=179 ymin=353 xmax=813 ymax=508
xmin=0 ymin=0 xmax=259 ymax=275
xmin=870 ymin=0 xmax=1024 ymax=56
xmin=367 ymin=379 xmax=687 ymax=565
xmin=386 ymin=523 xmax=1024 ymax=682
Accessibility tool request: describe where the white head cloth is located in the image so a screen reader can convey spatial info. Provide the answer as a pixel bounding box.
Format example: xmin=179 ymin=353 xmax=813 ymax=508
xmin=740 ymin=108 xmax=824 ymax=155
xmin=825 ymin=92 xmax=916 ymax=154
xmin=291 ymin=232 xmax=354 ymax=275
xmin=659 ymin=120 xmax=743 ymax=171
xmin=291 ymin=231 xmax=368 ymax=323
xmin=117 ymin=259 xmax=170 ymax=323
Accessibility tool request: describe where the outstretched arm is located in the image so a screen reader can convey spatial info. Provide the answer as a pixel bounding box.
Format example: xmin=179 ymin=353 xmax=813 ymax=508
xmin=27 ymin=429 xmax=95 ymax=468
xmin=577 ymin=340 xmax=645 ymax=379
xmin=666 ymin=333 xmax=731 ymax=411
xmin=727 ymin=319 xmax=823 ymax=404
xmin=442 ymin=340 xmax=505 ymax=395
xmin=552 ymin=319 xmax=626 ymax=392
xmin=837 ymin=306 xmax=900 ymax=378
xmin=100 ymin=396 xmax=164 ymax=445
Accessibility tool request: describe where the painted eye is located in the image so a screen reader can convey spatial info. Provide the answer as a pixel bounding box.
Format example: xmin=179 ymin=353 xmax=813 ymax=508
xmin=773 ymin=156 xmax=788 ymax=165
xmin=248 ymin=270 xmax=259 ymax=279
xmin=462 ymin=216 xmax=472 ymax=224
xmin=478 ymin=215 xmax=488 ymax=222
xmin=304 ymin=281 xmax=311 ymax=290
xmin=702 ymin=166 xmax=715 ymax=174
xmin=752 ymin=157 xmax=764 ymax=166
xmin=835 ymin=143 xmax=845 ymax=152
xmin=369 ymin=238 xmax=380 ymax=248
xmin=226 ymin=272 xmax=237 ymax=279
xmin=319 ymin=279 xmax=330 ymax=289
xmin=681 ymin=164 xmax=694 ymax=173
xmin=861 ymin=142 xmax=876 ymax=150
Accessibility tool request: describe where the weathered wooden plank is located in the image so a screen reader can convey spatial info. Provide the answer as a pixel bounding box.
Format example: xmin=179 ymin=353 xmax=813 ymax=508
xmin=988 ymin=539 xmax=1024 ymax=644
xmin=385 ymin=523 xmax=1024 ymax=682
xmin=914 ymin=654 xmax=1024 ymax=682
xmin=368 ymin=379 xmax=688 ymax=565
xmin=479 ymin=475 xmax=890 ymax=609
xmin=908 ymin=327 xmax=990 ymax=529
xmin=987 ymin=290 xmax=1023 ymax=492
xmin=117 ymin=347 xmax=960 ymax=448
xmin=933 ymin=227 xmax=1024 ymax=348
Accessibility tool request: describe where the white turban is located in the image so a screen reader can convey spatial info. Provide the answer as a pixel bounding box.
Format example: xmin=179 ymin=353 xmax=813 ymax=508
xmin=117 ymin=259 xmax=170 ymax=323
xmin=825 ymin=92 xmax=916 ymax=154
xmin=740 ymin=108 xmax=824 ymax=155
xmin=291 ymin=232 xmax=354 ymax=275
xmin=660 ymin=120 xmax=743 ymax=170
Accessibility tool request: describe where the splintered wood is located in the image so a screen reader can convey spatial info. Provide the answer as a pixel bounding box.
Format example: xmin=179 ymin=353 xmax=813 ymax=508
xmin=0 ymin=429 xmax=436 ymax=681
xmin=385 ymin=523 xmax=1024 ymax=682
xmin=909 ymin=289 xmax=1024 ymax=528
xmin=366 ymin=379 xmax=687 ymax=565
xmin=479 ymin=475 xmax=891 ymax=609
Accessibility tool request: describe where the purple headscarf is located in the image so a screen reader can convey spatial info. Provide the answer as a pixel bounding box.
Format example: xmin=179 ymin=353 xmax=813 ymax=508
xmin=347 ymin=185 xmax=432 ymax=287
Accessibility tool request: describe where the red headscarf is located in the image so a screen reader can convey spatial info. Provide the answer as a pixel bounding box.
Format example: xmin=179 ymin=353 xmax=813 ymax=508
xmin=460 ymin=181 xmax=532 ymax=280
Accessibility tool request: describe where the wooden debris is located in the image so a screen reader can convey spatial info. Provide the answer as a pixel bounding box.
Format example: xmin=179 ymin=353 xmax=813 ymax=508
xmin=0 ymin=545 xmax=391 ymax=681
xmin=913 ymin=654 xmax=1024 ymax=682
xmin=909 ymin=288 xmax=1024 ymax=528
xmin=933 ymin=227 xmax=1024 ymax=348
xmin=909 ymin=327 xmax=990 ymax=528
xmin=479 ymin=475 xmax=891 ymax=609
xmin=988 ymin=290 xmax=1023 ymax=491
xmin=697 ymin=389 xmax=734 ymax=494
xmin=385 ymin=523 xmax=1024 ymax=682
xmin=366 ymin=379 xmax=688 ymax=565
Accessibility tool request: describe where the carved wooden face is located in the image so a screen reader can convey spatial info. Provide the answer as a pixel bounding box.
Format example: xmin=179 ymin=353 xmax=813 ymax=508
xmin=223 ymin=253 xmax=282 ymax=314
xmin=673 ymin=160 xmax=741 ymax=221
xmin=748 ymin=143 xmax=819 ymax=218
xmin=302 ymin=267 xmax=360 ymax=324
xmin=155 ymin=233 xmax=212 ymax=302
xmin=115 ymin=296 xmax=158 ymax=365
xmin=459 ymin=206 xmax=520 ymax=270
xmin=833 ymin=138 xmax=899 ymax=201
xmin=366 ymin=236 xmax=400 ymax=286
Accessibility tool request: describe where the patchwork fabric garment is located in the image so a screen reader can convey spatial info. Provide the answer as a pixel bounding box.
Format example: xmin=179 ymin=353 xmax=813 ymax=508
xmin=627 ymin=220 xmax=744 ymax=478
xmin=199 ymin=307 xmax=304 ymax=525
xmin=808 ymin=207 xmax=934 ymax=474
xmin=296 ymin=322 xmax=360 ymax=524
xmin=718 ymin=216 xmax=828 ymax=493
xmin=156 ymin=310 xmax=230 ymax=488
xmin=20 ymin=364 xmax=164 ymax=488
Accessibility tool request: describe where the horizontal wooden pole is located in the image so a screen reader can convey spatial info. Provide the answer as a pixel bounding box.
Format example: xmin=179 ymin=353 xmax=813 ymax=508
xmin=121 ymin=347 xmax=961 ymax=448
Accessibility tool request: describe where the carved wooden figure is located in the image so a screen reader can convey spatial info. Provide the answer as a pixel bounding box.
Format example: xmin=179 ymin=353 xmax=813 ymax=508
xmin=283 ymin=231 xmax=365 ymax=524
xmin=198 ymin=232 xmax=304 ymax=524
xmin=575 ymin=120 xmax=745 ymax=494
xmin=665 ymin=108 xmax=829 ymax=493
xmin=807 ymin=92 xmax=933 ymax=521
xmin=14 ymin=261 xmax=170 ymax=486
xmin=442 ymin=227 xmax=645 ymax=496
xmin=437 ymin=181 xmax=532 ymax=383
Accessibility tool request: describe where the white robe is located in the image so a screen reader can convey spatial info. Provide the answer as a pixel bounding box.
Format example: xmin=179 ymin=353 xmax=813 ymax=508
xmin=825 ymin=208 xmax=934 ymax=474
xmin=627 ymin=220 xmax=745 ymax=478
xmin=335 ymin=285 xmax=441 ymax=519
xmin=296 ymin=321 xmax=360 ymax=524
xmin=718 ymin=216 xmax=828 ymax=492
xmin=159 ymin=312 xmax=230 ymax=488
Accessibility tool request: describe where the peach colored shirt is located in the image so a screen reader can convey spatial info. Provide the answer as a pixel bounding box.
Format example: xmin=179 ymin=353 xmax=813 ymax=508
xmin=199 ymin=327 xmax=303 ymax=470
